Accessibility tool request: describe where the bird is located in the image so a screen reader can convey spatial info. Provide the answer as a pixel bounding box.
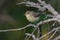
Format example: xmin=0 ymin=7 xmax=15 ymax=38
xmin=24 ymin=11 xmax=42 ymax=37
xmin=24 ymin=11 xmax=40 ymax=23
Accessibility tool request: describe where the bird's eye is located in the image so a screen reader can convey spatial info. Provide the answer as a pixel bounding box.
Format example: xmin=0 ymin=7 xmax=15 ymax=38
xmin=27 ymin=13 xmax=30 ymax=14
xmin=25 ymin=11 xmax=30 ymax=14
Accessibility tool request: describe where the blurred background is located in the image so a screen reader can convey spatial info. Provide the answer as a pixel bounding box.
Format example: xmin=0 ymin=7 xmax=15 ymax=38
xmin=0 ymin=0 xmax=60 ymax=40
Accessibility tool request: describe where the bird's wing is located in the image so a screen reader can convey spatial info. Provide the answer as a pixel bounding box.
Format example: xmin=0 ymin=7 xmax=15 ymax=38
xmin=33 ymin=13 xmax=40 ymax=17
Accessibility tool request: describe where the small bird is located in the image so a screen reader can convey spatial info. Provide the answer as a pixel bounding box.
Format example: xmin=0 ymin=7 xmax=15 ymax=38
xmin=24 ymin=11 xmax=42 ymax=37
xmin=24 ymin=11 xmax=40 ymax=23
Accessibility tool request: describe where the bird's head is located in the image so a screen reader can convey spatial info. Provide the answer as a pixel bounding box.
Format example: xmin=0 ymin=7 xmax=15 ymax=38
xmin=24 ymin=11 xmax=40 ymax=23
xmin=24 ymin=11 xmax=34 ymax=17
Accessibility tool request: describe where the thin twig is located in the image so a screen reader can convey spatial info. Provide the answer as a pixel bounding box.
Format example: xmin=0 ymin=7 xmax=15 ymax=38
xmin=37 ymin=18 xmax=57 ymax=26
xmin=38 ymin=27 xmax=60 ymax=40
xmin=26 ymin=27 xmax=38 ymax=40
xmin=0 ymin=24 xmax=36 ymax=32
xmin=48 ymin=29 xmax=58 ymax=40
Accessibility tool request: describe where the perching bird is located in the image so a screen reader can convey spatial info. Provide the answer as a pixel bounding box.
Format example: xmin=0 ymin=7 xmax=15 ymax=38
xmin=24 ymin=11 xmax=40 ymax=23
xmin=24 ymin=11 xmax=42 ymax=37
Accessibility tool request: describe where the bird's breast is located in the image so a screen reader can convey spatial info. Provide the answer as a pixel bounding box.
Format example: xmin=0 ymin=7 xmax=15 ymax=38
xmin=26 ymin=15 xmax=39 ymax=22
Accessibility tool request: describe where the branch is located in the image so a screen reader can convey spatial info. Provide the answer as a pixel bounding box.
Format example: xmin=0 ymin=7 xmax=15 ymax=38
xmin=46 ymin=4 xmax=58 ymax=16
xmin=25 ymin=33 xmax=36 ymax=40
xmin=16 ymin=1 xmax=46 ymax=11
xmin=38 ymin=27 xmax=60 ymax=40
xmin=0 ymin=24 xmax=36 ymax=32
xmin=0 ymin=18 xmax=57 ymax=32
xmin=38 ymin=0 xmax=58 ymax=16
xmin=37 ymin=18 xmax=57 ymax=26
xmin=48 ymin=29 xmax=57 ymax=40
